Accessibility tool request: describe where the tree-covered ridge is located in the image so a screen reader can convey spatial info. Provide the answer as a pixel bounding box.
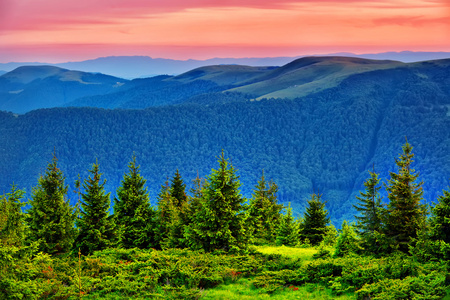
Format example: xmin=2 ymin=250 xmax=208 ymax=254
xmin=1 ymin=58 xmax=450 ymax=224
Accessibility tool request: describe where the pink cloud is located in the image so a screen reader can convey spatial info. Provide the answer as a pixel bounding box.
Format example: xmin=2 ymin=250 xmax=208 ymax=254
xmin=0 ymin=0 xmax=448 ymax=62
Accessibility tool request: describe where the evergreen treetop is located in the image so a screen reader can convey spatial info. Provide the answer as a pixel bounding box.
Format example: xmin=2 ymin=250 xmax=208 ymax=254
xmin=185 ymin=151 xmax=248 ymax=252
xmin=0 ymin=184 xmax=27 ymax=247
xmin=353 ymin=166 xmax=384 ymax=253
xmin=114 ymin=155 xmax=154 ymax=249
xmin=384 ymin=139 xmax=426 ymax=252
xmin=276 ymin=202 xmax=298 ymax=247
xmin=75 ymin=162 xmax=115 ymax=255
xmin=170 ymin=169 xmax=188 ymax=208
xmin=248 ymin=171 xmax=284 ymax=244
xmin=430 ymin=188 xmax=450 ymax=244
xmin=301 ymin=192 xmax=330 ymax=246
xmin=26 ymin=155 xmax=76 ymax=255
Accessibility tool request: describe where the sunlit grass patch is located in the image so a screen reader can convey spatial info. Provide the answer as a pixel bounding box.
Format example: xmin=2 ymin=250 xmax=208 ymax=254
xmin=201 ymin=278 xmax=356 ymax=300
xmin=253 ymin=245 xmax=318 ymax=263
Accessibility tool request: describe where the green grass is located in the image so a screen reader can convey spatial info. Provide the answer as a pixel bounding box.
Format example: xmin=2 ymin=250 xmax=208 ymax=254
xmin=201 ymin=245 xmax=357 ymax=299
xmin=253 ymin=245 xmax=318 ymax=263
xmin=202 ymin=278 xmax=356 ymax=300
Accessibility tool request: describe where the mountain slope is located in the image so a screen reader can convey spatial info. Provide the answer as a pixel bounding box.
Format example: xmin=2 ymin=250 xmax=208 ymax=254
xmin=65 ymin=57 xmax=405 ymax=110
xmin=0 ymin=66 xmax=127 ymax=113
xmin=227 ymin=56 xmax=403 ymax=98
xmin=1 ymin=58 xmax=450 ymax=225
xmin=3 ymin=57 xmax=448 ymax=113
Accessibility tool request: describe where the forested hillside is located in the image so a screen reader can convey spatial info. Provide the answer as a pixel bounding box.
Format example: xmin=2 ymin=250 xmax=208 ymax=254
xmin=1 ymin=58 xmax=450 ymax=224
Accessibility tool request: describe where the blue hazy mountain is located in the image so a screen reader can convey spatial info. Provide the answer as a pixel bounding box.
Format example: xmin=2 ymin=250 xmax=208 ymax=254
xmin=0 ymin=51 xmax=449 ymax=79
xmin=1 ymin=56 xmax=449 ymax=225
xmin=0 ymin=66 xmax=127 ymax=113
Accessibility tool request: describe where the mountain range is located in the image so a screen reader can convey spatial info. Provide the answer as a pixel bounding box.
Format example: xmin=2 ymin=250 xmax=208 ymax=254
xmin=1 ymin=55 xmax=450 ymax=224
xmin=1 ymin=51 xmax=450 ymax=79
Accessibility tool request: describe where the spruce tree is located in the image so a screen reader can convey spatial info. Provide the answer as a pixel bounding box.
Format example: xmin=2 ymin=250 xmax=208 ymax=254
xmin=430 ymin=188 xmax=450 ymax=244
xmin=170 ymin=169 xmax=188 ymax=208
xmin=248 ymin=171 xmax=284 ymax=244
xmin=75 ymin=162 xmax=115 ymax=255
xmin=384 ymin=139 xmax=426 ymax=252
xmin=276 ymin=203 xmax=298 ymax=246
xmin=114 ymin=156 xmax=155 ymax=249
xmin=26 ymin=156 xmax=76 ymax=254
xmin=0 ymin=184 xmax=27 ymax=247
xmin=334 ymin=221 xmax=360 ymax=257
xmin=166 ymin=169 xmax=189 ymax=248
xmin=353 ymin=166 xmax=384 ymax=253
xmin=301 ymin=192 xmax=330 ymax=246
xmin=155 ymin=180 xmax=177 ymax=249
xmin=185 ymin=151 xmax=248 ymax=252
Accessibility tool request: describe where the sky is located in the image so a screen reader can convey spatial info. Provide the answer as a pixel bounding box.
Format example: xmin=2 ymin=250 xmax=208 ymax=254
xmin=0 ymin=0 xmax=449 ymax=63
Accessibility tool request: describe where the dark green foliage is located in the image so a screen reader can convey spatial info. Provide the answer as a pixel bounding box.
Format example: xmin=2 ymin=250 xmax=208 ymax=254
xmin=0 ymin=185 xmax=26 ymax=247
xmin=151 ymin=170 xmax=190 ymax=249
xmin=26 ymin=156 xmax=76 ymax=255
xmin=114 ymin=155 xmax=155 ymax=249
xmin=353 ymin=167 xmax=384 ymax=253
xmin=430 ymin=187 xmax=450 ymax=243
xmin=334 ymin=221 xmax=360 ymax=257
xmin=167 ymin=169 xmax=189 ymax=248
xmin=301 ymin=193 xmax=330 ymax=246
xmin=248 ymin=171 xmax=284 ymax=244
xmin=185 ymin=151 xmax=249 ymax=252
xmin=275 ymin=203 xmax=299 ymax=247
xmin=170 ymin=169 xmax=188 ymax=208
xmin=384 ymin=140 xmax=427 ymax=252
xmin=75 ymin=162 xmax=116 ymax=255
xmin=155 ymin=180 xmax=177 ymax=249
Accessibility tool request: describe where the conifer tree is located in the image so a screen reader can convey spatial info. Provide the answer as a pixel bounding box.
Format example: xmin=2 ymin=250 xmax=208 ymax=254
xmin=384 ymin=139 xmax=426 ymax=252
xmin=170 ymin=169 xmax=188 ymax=208
xmin=114 ymin=156 xmax=155 ymax=249
xmin=26 ymin=156 xmax=76 ymax=254
xmin=276 ymin=203 xmax=299 ymax=246
xmin=334 ymin=221 xmax=360 ymax=257
xmin=248 ymin=171 xmax=284 ymax=244
xmin=155 ymin=180 xmax=177 ymax=249
xmin=0 ymin=185 xmax=27 ymax=247
xmin=353 ymin=166 xmax=384 ymax=253
xmin=430 ymin=187 xmax=450 ymax=244
xmin=301 ymin=192 xmax=330 ymax=246
xmin=185 ymin=151 xmax=248 ymax=252
xmin=166 ymin=169 xmax=189 ymax=248
xmin=75 ymin=162 xmax=115 ymax=255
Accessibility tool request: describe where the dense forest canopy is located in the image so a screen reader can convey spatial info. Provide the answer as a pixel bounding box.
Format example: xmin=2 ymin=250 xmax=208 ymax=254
xmin=0 ymin=57 xmax=450 ymax=224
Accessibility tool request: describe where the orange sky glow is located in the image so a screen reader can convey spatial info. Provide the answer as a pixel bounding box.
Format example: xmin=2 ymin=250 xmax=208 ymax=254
xmin=0 ymin=0 xmax=449 ymax=62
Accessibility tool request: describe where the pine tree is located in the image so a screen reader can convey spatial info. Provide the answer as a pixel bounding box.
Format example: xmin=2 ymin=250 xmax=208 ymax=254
xmin=185 ymin=151 xmax=248 ymax=252
xmin=166 ymin=169 xmax=189 ymax=248
xmin=334 ymin=221 xmax=360 ymax=257
xmin=26 ymin=156 xmax=76 ymax=254
xmin=0 ymin=184 xmax=27 ymax=247
xmin=155 ymin=180 xmax=177 ymax=249
xmin=114 ymin=155 xmax=155 ymax=249
xmin=430 ymin=188 xmax=450 ymax=244
xmin=384 ymin=139 xmax=426 ymax=252
xmin=276 ymin=203 xmax=299 ymax=246
xmin=75 ymin=162 xmax=115 ymax=255
xmin=170 ymin=169 xmax=188 ymax=208
xmin=353 ymin=166 xmax=384 ymax=253
xmin=248 ymin=171 xmax=284 ymax=244
xmin=301 ymin=192 xmax=330 ymax=246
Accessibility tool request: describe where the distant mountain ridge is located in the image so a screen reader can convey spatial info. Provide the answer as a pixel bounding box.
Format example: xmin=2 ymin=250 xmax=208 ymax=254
xmin=0 ymin=51 xmax=449 ymax=79
xmin=0 ymin=66 xmax=126 ymax=113
xmin=3 ymin=55 xmax=449 ymax=113
xmin=1 ymin=55 xmax=450 ymax=224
